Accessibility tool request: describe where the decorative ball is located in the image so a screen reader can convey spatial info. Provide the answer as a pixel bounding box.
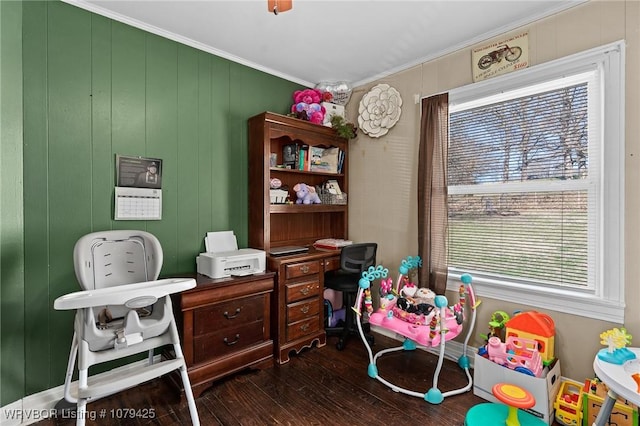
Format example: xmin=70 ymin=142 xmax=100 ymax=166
xmin=270 ymin=178 xmax=282 ymax=189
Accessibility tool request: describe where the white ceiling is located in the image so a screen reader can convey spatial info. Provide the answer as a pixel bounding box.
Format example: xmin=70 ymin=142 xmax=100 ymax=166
xmin=64 ymin=0 xmax=585 ymax=88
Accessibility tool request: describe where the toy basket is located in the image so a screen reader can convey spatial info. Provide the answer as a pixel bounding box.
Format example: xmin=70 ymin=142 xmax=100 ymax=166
xmin=270 ymin=189 xmax=289 ymax=204
xmin=319 ymin=192 xmax=347 ymax=205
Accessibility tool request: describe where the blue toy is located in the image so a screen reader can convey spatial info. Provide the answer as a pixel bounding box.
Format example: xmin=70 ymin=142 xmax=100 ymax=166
xmin=465 ymin=383 xmax=545 ymax=426
xmin=293 ymin=183 xmax=321 ymax=204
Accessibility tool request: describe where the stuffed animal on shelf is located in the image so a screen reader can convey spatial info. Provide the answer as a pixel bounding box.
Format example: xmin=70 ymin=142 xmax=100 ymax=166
xmin=291 ymin=88 xmax=326 ymax=124
xmin=293 ymin=183 xmax=321 ymax=204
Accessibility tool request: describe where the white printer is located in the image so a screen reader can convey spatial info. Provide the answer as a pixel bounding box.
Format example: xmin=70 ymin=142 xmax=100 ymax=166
xmin=196 ymin=231 xmax=265 ymax=279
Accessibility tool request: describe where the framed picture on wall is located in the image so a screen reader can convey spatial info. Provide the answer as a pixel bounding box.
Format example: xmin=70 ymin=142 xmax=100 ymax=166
xmin=115 ymin=155 xmax=163 ymax=220
xmin=472 ymin=31 xmax=529 ymax=82
xmin=116 ymin=155 xmax=163 ymax=189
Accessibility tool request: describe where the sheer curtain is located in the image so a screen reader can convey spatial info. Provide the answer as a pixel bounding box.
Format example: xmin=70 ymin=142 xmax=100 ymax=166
xmin=417 ymin=93 xmax=449 ymax=294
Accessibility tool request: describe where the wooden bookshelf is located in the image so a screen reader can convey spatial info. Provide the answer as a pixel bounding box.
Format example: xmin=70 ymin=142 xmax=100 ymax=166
xmin=248 ymin=111 xmax=349 ymax=253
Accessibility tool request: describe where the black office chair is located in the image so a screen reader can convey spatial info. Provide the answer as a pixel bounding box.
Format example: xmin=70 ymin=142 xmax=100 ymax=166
xmin=324 ymin=242 xmax=377 ymax=350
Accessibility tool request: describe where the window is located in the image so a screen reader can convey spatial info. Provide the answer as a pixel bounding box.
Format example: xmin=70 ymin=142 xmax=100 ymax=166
xmin=446 ymin=41 xmax=625 ymax=323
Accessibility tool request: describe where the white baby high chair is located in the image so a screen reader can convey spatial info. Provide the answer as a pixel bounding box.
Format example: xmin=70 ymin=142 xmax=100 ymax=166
xmin=54 ymin=230 xmax=200 ymax=426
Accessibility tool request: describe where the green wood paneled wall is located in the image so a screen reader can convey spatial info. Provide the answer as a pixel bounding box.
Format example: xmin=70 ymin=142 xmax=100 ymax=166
xmin=1 ymin=0 xmax=300 ymax=405
xmin=1 ymin=0 xmax=26 ymax=407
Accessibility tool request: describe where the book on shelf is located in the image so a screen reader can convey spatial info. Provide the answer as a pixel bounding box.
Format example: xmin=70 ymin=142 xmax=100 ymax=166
xmin=337 ymin=150 xmax=345 ymax=173
xmin=310 ymin=146 xmax=340 ymax=173
xmin=310 ymin=146 xmax=324 ymax=169
xmin=299 ymin=144 xmax=309 ymax=170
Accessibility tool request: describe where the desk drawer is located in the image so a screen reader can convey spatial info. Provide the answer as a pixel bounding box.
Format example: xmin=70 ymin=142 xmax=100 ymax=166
xmin=286 ymin=280 xmax=320 ymax=304
xmin=286 ymin=316 xmax=320 ymax=341
xmin=286 ymin=298 xmax=320 ymax=324
xmin=193 ymin=295 xmax=265 ymax=335
xmin=323 ymin=256 xmax=341 ymax=272
xmin=285 ymin=260 xmax=320 ymax=280
xmin=193 ymin=319 xmax=264 ymax=364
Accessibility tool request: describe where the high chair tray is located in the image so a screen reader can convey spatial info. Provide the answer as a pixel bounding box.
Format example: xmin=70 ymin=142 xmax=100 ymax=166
xmin=54 ymin=278 xmax=196 ymax=310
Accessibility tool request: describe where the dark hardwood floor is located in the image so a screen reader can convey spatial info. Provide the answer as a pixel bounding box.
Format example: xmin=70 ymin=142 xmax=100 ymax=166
xmin=35 ymin=332 xmax=560 ymax=425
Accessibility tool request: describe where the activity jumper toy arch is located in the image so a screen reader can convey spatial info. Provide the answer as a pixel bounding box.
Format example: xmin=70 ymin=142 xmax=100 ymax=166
xmin=353 ymin=256 xmax=478 ymax=404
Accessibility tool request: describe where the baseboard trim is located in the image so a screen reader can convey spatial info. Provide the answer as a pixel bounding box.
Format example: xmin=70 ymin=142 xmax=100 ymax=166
xmin=0 ymin=355 xmax=162 ymax=426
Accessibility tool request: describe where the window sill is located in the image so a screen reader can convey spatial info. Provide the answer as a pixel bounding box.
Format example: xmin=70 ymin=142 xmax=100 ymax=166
xmin=446 ymin=272 xmax=624 ymax=324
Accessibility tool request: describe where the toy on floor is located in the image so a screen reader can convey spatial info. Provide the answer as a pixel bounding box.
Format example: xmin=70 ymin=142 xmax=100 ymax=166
xmin=486 ymin=335 xmax=544 ymax=377
xmin=504 ymin=311 xmax=555 ymax=366
xmin=465 ymin=383 xmax=546 ymax=426
xmin=480 ymin=310 xmax=510 ymax=342
xmin=367 ymin=256 xmax=474 ymax=347
xmin=553 ymin=378 xmax=583 ymax=426
xmin=581 ymin=377 xmax=639 ymax=426
xmin=354 ymin=256 xmax=479 ymax=404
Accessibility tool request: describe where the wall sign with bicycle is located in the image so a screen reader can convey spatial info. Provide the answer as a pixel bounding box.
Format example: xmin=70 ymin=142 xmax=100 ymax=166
xmin=472 ymin=31 xmax=529 ymax=82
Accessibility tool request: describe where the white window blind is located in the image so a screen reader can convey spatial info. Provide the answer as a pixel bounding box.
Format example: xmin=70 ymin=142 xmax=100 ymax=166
xmin=449 ymin=76 xmax=595 ymax=289
xmin=444 ymin=40 xmax=625 ymax=323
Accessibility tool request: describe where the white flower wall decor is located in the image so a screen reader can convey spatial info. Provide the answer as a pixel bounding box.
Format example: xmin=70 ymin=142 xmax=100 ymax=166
xmin=357 ymin=83 xmax=402 ymax=138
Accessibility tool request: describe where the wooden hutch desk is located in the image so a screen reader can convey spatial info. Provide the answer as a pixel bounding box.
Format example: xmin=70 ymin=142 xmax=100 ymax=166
xmin=247 ymin=111 xmax=350 ymax=364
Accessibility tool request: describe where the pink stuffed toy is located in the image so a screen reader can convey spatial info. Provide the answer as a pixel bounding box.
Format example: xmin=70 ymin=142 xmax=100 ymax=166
xmin=294 ymin=88 xmax=322 ymax=105
xmin=291 ymin=88 xmax=326 ymax=124
xmin=293 ymin=183 xmax=321 ymax=204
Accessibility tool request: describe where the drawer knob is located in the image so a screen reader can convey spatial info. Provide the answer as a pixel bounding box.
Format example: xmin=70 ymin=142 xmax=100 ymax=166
xmin=224 ymin=307 xmax=241 ymax=319
xmin=300 ymin=286 xmax=310 ymax=296
xmin=300 ymin=305 xmax=310 ymax=314
xmin=223 ymin=334 xmax=240 ymax=346
xmin=299 ymin=265 xmax=310 ymax=274
xmin=300 ymin=323 xmax=310 ymax=332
